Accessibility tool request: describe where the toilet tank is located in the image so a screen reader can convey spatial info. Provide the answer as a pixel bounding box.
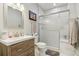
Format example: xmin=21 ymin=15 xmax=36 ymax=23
xmin=33 ymin=33 xmax=38 ymax=43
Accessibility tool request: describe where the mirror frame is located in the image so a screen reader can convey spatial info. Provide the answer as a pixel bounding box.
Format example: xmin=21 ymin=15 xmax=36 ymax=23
xmin=3 ymin=4 xmax=24 ymax=29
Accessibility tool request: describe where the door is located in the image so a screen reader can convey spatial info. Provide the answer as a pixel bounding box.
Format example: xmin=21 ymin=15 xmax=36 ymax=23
xmin=39 ymin=11 xmax=69 ymax=49
xmin=39 ymin=14 xmax=60 ymax=49
xmin=59 ymin=11 xmax=69 ymax=41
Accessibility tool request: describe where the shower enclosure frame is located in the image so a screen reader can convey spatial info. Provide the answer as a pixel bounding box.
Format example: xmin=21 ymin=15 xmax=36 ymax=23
xmin=38 ymin=9 xmax=70 ymax=47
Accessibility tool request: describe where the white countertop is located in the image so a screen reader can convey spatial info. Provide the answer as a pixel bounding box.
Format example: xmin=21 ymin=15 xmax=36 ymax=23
xmin=0 ymin=35 xmax=35 ymax=46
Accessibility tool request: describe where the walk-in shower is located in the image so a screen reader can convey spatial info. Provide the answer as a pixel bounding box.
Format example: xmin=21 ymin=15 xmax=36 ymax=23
xmin=38 ymin=10 xmax=70 ymax=50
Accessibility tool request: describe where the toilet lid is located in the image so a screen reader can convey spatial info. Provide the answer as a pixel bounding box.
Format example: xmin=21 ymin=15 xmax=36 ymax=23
xmin=35 ymin=42 xmax=46 ymax=48
xmin=37 ymin=42 xmax=46 ymax=45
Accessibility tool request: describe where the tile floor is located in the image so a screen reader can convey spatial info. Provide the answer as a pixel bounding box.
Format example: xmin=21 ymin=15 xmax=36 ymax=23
xmin=60 ymin=41 xmax=75 ymax=56
xmin=35 ymin=46 xmax=59 ymax=56
xmin=75 ymin=46 xmax=79 ymax=56
xmin=35 ymin=39 xmax=79 ymax=56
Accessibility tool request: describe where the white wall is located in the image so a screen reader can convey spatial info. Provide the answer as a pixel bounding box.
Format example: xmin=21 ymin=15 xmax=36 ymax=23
xmin=68 ymin=3 xmax=77 ymax=18
xmin=0 ymin=3 xmax=4 ymax=31
xmin=23 ymin=3 xmax=44 ymax=35
xmin=75 ymin=3 xmax=79 ymax=17
xmin=45 ymin=5 xmax=68 ymax=15
xmin=38 ymin=6 xmax=45 ymax=16
xmin=45 ymin=3 xmax=79 ymax=18
xmin=0 ymin=3 xmax=44 ymax=35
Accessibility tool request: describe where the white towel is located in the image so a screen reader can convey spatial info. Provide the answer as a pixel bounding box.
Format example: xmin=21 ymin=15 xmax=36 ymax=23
xmin=69 ymin=18 xmax=78 ymax=45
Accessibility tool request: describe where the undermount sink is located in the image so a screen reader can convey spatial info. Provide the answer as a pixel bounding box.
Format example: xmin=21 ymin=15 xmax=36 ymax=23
xmin=0 ymin=35 xmax=35 ymax=46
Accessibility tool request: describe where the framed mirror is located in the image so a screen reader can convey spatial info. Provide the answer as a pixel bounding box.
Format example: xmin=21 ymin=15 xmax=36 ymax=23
xmin=3 ymin=4 xmax=24 ymax=29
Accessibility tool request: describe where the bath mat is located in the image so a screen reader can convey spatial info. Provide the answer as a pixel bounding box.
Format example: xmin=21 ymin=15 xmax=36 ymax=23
xmin=45 ymin=49 xmax=59 ymax=56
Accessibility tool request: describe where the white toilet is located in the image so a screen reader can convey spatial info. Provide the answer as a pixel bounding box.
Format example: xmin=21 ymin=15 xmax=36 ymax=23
xmin=33 ymin=33 xmax=47 ymax=56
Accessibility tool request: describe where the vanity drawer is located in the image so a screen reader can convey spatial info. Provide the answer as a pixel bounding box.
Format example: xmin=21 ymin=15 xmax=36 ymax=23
xmin=11 ymin=39 xmax=34 ymax=48
xmin=10 ymin=39 xmax=34 ymax=56
xmin=20 ymin=47 xmax=34 ymax=56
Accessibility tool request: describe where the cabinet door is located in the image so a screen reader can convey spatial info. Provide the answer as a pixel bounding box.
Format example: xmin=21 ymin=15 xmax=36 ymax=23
xmin=0 ymin=44 xmax=2 ymax=56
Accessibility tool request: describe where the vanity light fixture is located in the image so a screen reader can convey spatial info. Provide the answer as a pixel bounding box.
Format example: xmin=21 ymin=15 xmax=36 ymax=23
xmin=7 ymin=3 xmax=24 ymax=11
xmin=7 ymin=3 xmax=17 ymax=9
xmin=16 ymin=3 xmax=24 ymax=11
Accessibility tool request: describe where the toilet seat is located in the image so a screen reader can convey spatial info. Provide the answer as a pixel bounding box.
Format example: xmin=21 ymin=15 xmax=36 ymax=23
xmin=35 ymin=42 xmax=46 ymax=48
xmin=35 ymin=42 xmax=47 ymax=56
xmin=33 ymin=33 xmax=47 ymax=56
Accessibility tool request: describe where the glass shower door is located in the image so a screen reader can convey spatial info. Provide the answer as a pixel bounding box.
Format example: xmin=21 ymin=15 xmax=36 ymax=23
xmin=59 ymin=11 xmax=69 ymax=42
xmin=39 ymin=14 xmax=60 ymax=49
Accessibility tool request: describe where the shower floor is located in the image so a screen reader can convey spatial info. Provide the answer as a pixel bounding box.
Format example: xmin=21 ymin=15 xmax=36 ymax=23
xmin=75 ymin=45 xmax=79 ymax=56
xmin=60 ymin=39 xmax=75 ymax=56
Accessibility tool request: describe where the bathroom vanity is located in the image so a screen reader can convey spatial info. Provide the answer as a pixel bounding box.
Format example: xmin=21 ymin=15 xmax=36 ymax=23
xmin=0 ymin=35 xmax=35 ymax=56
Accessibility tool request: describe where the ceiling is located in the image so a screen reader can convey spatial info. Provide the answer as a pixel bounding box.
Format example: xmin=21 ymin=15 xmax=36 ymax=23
xmin=37 ymin=3 xmax=67 ymax=11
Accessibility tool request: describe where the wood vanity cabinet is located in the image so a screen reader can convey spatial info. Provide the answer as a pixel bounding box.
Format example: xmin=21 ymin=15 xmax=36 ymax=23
xmin=0 ymin=39 xmax=35 ymax=56
xmin=0 ymin=44 xmax=2 ymax=56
